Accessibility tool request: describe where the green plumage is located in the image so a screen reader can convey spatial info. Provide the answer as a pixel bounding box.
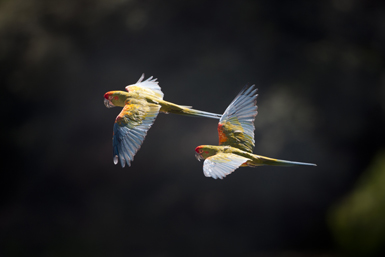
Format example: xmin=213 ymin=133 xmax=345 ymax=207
xmin=195 ymin=84 xmax=316 ymax=179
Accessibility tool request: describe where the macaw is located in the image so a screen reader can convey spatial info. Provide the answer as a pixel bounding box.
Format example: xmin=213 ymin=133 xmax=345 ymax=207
xmin=104 ymin=74 xmax=221 ymax=167
xmin=195 ymin=85 xmax=316 ymax=179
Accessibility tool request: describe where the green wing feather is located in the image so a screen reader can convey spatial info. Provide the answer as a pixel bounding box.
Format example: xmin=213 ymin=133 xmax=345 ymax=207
xmin=218 ymin=85 xmax=258 ymax=153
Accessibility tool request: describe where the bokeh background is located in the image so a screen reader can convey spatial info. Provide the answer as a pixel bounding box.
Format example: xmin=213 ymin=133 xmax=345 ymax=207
xmin=2 ymin=0 xmax=385 ymax=256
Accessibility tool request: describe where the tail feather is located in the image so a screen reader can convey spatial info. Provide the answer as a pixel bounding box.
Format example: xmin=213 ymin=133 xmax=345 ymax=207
xmin=255 ymin=155 xmax=317 ymax=167
xmin=185 ymin=108 xmax=222 ymax=119
xmin=159 ymin=99 xmax=222 ymax=119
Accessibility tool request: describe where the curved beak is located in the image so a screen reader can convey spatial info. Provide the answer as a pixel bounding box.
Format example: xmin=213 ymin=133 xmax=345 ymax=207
xmin=195 ymin=152 xmax=203 ymax=161
xmin=104 ymin=98 xmax=115 ymax=108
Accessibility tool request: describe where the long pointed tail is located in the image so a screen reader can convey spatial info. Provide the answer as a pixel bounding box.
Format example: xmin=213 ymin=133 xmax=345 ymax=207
xmin=255 ymin=155 xmax=317 ymax=167
xmin=182 ymin=108 xmax=222 ymax=119
xmin=159 ymin=99 xmax=222 ymax=119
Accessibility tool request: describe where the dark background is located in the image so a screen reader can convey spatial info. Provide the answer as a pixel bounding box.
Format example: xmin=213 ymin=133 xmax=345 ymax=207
xmin=1 ymin=0 xmax=385 ymax=256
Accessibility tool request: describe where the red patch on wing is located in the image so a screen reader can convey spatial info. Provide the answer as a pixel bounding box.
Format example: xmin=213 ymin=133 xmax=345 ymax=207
xmin=240 ymin=161 xmax=249 ymax=167
xmin=115 ymin=115 xmax=124 ymax=125
xmin=218 ymin=123 xmax=228 ymax=145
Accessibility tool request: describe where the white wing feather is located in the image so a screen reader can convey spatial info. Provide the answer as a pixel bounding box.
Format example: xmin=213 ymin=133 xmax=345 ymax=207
xmin=125 ymin=74 xmax=164 ymax=99
xmin=203 ymin=153 xmax=250 ymax=179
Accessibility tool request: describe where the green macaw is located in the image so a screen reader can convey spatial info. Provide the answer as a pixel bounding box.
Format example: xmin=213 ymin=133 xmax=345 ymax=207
xmin=195 ymin=85 xmax=316 ymax=179
xmin=104 ymin=74 xmax=221 ymax=167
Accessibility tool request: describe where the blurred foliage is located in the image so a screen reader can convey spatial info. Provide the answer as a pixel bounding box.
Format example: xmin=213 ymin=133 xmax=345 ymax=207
xmin=329 ymin=151 xmax=385 ymax=256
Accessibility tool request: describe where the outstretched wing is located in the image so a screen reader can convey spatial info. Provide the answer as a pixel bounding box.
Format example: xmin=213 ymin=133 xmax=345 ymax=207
xmin=203 ymin=153 xmax=250 ymax=179
xmin=112 ymin=99 xmax=160 ymax=167
xmin=218 ymin=85 xmax=258 ymax=153
xmin=125 ymin=74 xmax=164 ymax=99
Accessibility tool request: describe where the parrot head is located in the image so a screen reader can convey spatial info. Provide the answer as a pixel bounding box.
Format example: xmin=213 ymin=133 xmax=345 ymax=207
xmin=195 ymin=145 xmax=217 ymax=161
xmin=104 ymin=91 xmax=128 ymax=108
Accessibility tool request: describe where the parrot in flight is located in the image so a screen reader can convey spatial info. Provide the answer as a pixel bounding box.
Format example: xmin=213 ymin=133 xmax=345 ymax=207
xmin=195 ymin=85 xmax=316 ymax=179
xmin=104 ymin=74 xmax=222 ymax=167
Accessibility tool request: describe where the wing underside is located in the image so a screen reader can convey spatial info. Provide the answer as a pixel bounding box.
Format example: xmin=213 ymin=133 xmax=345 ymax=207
xmin=218 ymin=85 xmax=258 ymax=152
xmin=203 ymin=153 xmax=250 ymax=179
xmin=112 ymin=100 xmax=160 ymax=167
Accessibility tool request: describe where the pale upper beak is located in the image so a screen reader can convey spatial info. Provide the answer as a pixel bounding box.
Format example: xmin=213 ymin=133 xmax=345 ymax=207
xmin=104 ymin=98 xmax=115 ymax=108
xmin=195 ymin=152 xmax=203 ymax=161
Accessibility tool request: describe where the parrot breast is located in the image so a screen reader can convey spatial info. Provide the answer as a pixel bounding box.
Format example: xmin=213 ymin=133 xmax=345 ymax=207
xmin=217 ymin=123 xmax=228 ymax=144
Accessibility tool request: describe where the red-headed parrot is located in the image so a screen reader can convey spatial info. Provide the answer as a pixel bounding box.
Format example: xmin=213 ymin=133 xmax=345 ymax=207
xmin=104 ymin=74 xmax=221 ymax=167
xmin=195 ymin=85 xmax=316 ymax=179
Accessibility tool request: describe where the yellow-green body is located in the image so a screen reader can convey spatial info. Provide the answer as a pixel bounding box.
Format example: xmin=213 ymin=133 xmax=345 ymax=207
xmin=104 ymin=74 xmax=222 ymax=167
xmin=195 ymin=84 xmax=316 ymax=179
xmin=197 ymin=145 xmax=307 ymax=167
xmin=106 ymin=90 xmax=219 ymax=118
